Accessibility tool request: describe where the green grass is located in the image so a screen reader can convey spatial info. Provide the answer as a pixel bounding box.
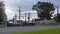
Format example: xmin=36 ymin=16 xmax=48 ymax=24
xmin=14 ymin=28 xmax=60 ymax=34
xmin=0 ymin=25 xmax=4 ymax=28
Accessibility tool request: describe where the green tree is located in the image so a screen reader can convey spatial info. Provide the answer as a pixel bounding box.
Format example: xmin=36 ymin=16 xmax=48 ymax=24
xmin=54 ymin=14 xmax=60 ymax=22
xmin=0 ymin=1 xmax=7 ymax=24
xmin=32 ymin=1 xmax=55 ymax=20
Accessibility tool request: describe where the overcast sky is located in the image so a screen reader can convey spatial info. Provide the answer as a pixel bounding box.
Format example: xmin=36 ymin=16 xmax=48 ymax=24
xmin=1 ymin=0 xmax=60 ymax=20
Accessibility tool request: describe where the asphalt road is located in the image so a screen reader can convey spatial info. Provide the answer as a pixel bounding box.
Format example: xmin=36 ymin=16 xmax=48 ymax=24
xmin=0 ymin=25 xmax=60 ymax=34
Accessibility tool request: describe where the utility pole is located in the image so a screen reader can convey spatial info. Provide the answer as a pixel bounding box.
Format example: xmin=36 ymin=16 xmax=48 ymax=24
xmin=57 ymin=6 xmax=59 ymax=15
xmin=19 ymin=7 xmax=21 ymax=20
xmin=14 ymin=12 xmax=17 ymax=21
xmin=25 ymin=13 xmax=27 ymax=21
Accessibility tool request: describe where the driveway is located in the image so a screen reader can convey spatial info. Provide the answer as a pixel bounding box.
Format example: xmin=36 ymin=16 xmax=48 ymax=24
xmin=0 ymin=25 xmax=60 ymax=34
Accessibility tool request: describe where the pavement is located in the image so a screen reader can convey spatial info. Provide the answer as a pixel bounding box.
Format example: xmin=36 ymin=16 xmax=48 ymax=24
xmin=0 ymin=25 xmax=60 ymax=34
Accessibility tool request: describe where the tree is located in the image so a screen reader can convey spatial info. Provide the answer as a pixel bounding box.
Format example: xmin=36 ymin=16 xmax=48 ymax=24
xmin=32 ymin=1 xmax=55 ymax=20
xmin=54 ymin=14 xmax=60 ymax=23
xmin=0 ymin=1 xmax=7 ymax=24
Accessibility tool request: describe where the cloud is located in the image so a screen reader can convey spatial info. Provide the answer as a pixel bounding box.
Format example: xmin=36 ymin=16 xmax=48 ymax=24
xmin=2 ymin=0 xmax=60 ymax=20
xmin=5 ymin=7 xmax=15 ymax=20
xmin=3 ymin=0 xmax=60 ymax=11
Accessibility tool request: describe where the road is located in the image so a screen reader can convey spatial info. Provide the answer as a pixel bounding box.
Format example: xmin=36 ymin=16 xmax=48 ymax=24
xmin=0 ymin=25 xmax=60 ymax=34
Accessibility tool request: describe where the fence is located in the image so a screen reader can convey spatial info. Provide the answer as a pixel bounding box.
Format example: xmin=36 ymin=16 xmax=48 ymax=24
xmin=33 ymin=20 xmax=57 ymax=24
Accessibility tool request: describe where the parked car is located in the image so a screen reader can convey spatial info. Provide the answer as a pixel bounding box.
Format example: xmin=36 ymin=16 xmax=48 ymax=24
xmin=22 ymin=21 xmax=35 ymax=26
xmin=7 ymin=21 xmax=22 ymax=26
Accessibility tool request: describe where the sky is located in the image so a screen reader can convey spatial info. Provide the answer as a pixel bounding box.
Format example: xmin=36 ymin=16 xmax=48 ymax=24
xmin=1 ymin=0 xmax=60 ymax=20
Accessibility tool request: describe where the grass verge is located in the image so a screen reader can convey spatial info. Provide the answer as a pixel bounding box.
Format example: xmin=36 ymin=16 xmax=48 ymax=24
xmin=0 ymin=25 xmax=4 ymax=28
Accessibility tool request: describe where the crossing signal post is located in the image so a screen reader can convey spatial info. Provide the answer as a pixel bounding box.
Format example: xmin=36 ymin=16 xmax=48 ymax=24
xmin=28 ymin=13 xmax=30 ymax=21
